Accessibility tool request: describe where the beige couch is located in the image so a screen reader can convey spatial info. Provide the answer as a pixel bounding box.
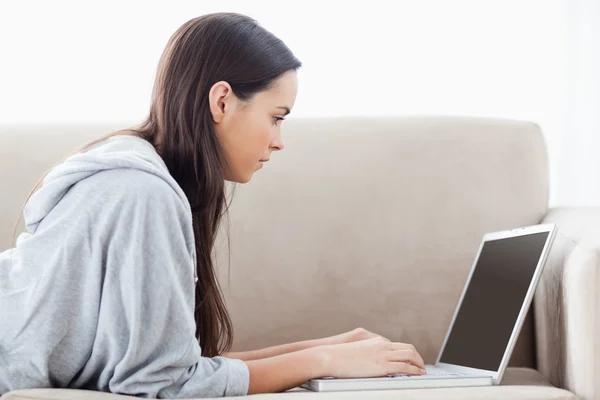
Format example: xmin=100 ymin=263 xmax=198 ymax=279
xmin=0 ymin=117 xmax=598 ymax=400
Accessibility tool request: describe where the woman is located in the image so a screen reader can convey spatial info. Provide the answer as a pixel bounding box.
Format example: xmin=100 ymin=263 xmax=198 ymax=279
xmin=0 ymin=13 xmax=425 ymax=398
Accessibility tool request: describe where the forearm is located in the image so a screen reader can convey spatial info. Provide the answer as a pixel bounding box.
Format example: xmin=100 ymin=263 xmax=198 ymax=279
xmin=245 ymin=346 xmax=329 ymax=394
xmin=226 ymin=339 xmax=318 ymax=361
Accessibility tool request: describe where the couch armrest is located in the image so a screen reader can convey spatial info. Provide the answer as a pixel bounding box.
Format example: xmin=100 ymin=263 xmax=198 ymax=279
xmin=535 ymin=207 xmax=600 ymax=399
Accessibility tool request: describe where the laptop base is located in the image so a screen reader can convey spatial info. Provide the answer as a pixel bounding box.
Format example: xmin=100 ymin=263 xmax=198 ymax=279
xmin=301 ymin=374 xmax=493 ymax=392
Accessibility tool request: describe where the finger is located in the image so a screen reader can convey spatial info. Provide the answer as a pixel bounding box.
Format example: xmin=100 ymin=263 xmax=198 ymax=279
xmin=389 ymin=361 xmax=425 ymax=376
xmin=387 ymin=342 xmax=417 ymax=351
xmin=387 ymin=343 xmax=425 ymax=368
xmin=388 ymin=349 xmax=426 ymax=369
xmin=410 ymin=348 xmax=425 ymax=369
xmin=369 ymin=336 xmax=388 ymax=343
xmin=417 ymin=353 xmax=425 ymax=369
xmin=358 ymin=336 xmax=385 ymax=346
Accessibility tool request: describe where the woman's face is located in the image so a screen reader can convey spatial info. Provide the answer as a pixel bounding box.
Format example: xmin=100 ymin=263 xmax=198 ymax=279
xmin=210 ymin=71 xmax=298 ymax=183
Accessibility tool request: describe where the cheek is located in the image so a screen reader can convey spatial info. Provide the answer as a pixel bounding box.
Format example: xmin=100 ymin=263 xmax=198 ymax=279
xmin=229 ymin=113 xmax=273 ymax=171
xmin=248 ymin=120 xmax=272 ymax=151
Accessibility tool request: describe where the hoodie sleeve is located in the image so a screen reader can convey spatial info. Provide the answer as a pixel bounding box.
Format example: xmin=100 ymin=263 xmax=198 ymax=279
xmin=87 ymin=169 xmax=249 ymax=398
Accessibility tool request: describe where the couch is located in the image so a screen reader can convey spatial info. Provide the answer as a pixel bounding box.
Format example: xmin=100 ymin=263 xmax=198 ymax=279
xmin=1 ymin=116 xmax=598 ymax=399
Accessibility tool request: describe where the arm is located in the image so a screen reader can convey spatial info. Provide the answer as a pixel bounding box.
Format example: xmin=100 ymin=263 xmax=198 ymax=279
xmin=244 ymin=347 xmax=327 ymax=394
xmin=536 ymin=207 xmax=600 ymax=399
xmin=225 ymin=339 xmax=319 ymax=361
xmin=225 ymin=327 xmax=385 ymax=361
xmin=243 ymin=338 xmax=426 ymax=394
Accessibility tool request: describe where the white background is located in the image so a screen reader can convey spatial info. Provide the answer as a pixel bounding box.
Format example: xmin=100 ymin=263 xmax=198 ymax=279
xmin=0 ymin=1 xmax=598 ymax=206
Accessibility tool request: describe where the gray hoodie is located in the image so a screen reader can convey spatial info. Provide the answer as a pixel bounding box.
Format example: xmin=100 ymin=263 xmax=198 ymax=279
xmin=0 ymin=135 xmax=249 ymax=398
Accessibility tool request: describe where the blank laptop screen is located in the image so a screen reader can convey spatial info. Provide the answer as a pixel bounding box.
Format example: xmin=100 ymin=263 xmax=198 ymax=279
xmin=438 ymin=232 xmax=550 ymax=371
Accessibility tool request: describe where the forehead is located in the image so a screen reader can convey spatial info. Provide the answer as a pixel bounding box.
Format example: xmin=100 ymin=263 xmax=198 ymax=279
xmin=255 ymin=71 xmax=298 ymax=107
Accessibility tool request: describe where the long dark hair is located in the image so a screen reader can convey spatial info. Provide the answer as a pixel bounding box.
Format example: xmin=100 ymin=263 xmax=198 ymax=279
xmin=135 ymin=13 xmax=301 ymax=357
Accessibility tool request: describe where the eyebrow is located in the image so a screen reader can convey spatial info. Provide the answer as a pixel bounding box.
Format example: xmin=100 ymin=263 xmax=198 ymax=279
xmin=277 ymin=106 xmax=291 ymax=116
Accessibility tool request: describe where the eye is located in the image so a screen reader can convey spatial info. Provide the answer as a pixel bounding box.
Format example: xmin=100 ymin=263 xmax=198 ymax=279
xmin=273 ymin=116 xmax=285 ymax=126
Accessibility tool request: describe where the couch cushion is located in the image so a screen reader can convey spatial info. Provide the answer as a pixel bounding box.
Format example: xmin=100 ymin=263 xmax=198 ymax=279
xmin=0 ymin=369 xmax=576 ymax=400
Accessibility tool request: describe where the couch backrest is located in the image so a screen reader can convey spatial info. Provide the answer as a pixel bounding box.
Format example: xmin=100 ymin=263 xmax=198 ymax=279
xmin=0 ymin=116 xmax=549 ymax=367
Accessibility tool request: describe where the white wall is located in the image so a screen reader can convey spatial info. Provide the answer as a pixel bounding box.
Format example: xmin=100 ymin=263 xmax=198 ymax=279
xmin=0 ymin=0 xmax=569 ymax=202
xmin=559 ymin=0 xmax=600 ymax=206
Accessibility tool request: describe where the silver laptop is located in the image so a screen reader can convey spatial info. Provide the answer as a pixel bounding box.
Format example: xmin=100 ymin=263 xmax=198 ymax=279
xmin=302 ymin=223 xmax=557 ymax=392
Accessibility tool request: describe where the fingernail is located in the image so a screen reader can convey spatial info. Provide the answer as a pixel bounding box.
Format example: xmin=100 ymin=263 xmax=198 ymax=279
xmin=420 ymin=369 xmax=426 ymax=374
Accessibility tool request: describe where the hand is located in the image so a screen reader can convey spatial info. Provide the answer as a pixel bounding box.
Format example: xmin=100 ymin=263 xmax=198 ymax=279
xmin=320 ymin=327 xmax=390 ymax=346
xmin=320 ymin=336 xmax=426 ymax=379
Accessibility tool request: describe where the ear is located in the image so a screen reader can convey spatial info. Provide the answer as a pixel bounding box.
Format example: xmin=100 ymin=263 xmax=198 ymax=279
xmin=209 ymin=81 xmax=235 ymax=124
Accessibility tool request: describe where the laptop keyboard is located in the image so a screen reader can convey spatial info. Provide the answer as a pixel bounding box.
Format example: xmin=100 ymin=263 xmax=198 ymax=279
xmin=423 ymin=366 xmax=466 ymax=376
xmin=389 ymin=366 xmax=466 ymax=378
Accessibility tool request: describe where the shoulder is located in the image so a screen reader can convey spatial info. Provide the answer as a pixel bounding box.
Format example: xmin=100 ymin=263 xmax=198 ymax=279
xmin=62 ymin=168 xmax=194 ymax=242
xmin=81 ymin=168 xmax=196 ymax=258
xmin=80 ymin=168 xmax=188 ymax=210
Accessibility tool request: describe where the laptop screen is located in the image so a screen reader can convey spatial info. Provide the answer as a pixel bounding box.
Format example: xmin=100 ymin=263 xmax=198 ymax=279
xmin=438 ymin=231 xmax=550 ymax=371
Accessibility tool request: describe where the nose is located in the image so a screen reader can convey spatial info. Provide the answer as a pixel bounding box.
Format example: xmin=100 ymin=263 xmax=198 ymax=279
xmin=270 ymin=135 xmax=285 ymax=151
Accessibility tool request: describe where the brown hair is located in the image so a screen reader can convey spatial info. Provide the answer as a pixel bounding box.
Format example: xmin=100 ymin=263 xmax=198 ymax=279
xmin=17 ymin=13 xmax=301 ymax=358
xmin=136 ymin=13 xmax=301 ymax=357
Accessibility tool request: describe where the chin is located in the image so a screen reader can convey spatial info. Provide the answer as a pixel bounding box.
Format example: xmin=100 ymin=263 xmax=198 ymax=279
xmin=225 ymin=173 xmax=253 ymax=184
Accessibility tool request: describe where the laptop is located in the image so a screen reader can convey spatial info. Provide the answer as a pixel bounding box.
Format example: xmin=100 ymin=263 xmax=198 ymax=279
xmin=302 ymin=223 xmax=557 ymax=392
